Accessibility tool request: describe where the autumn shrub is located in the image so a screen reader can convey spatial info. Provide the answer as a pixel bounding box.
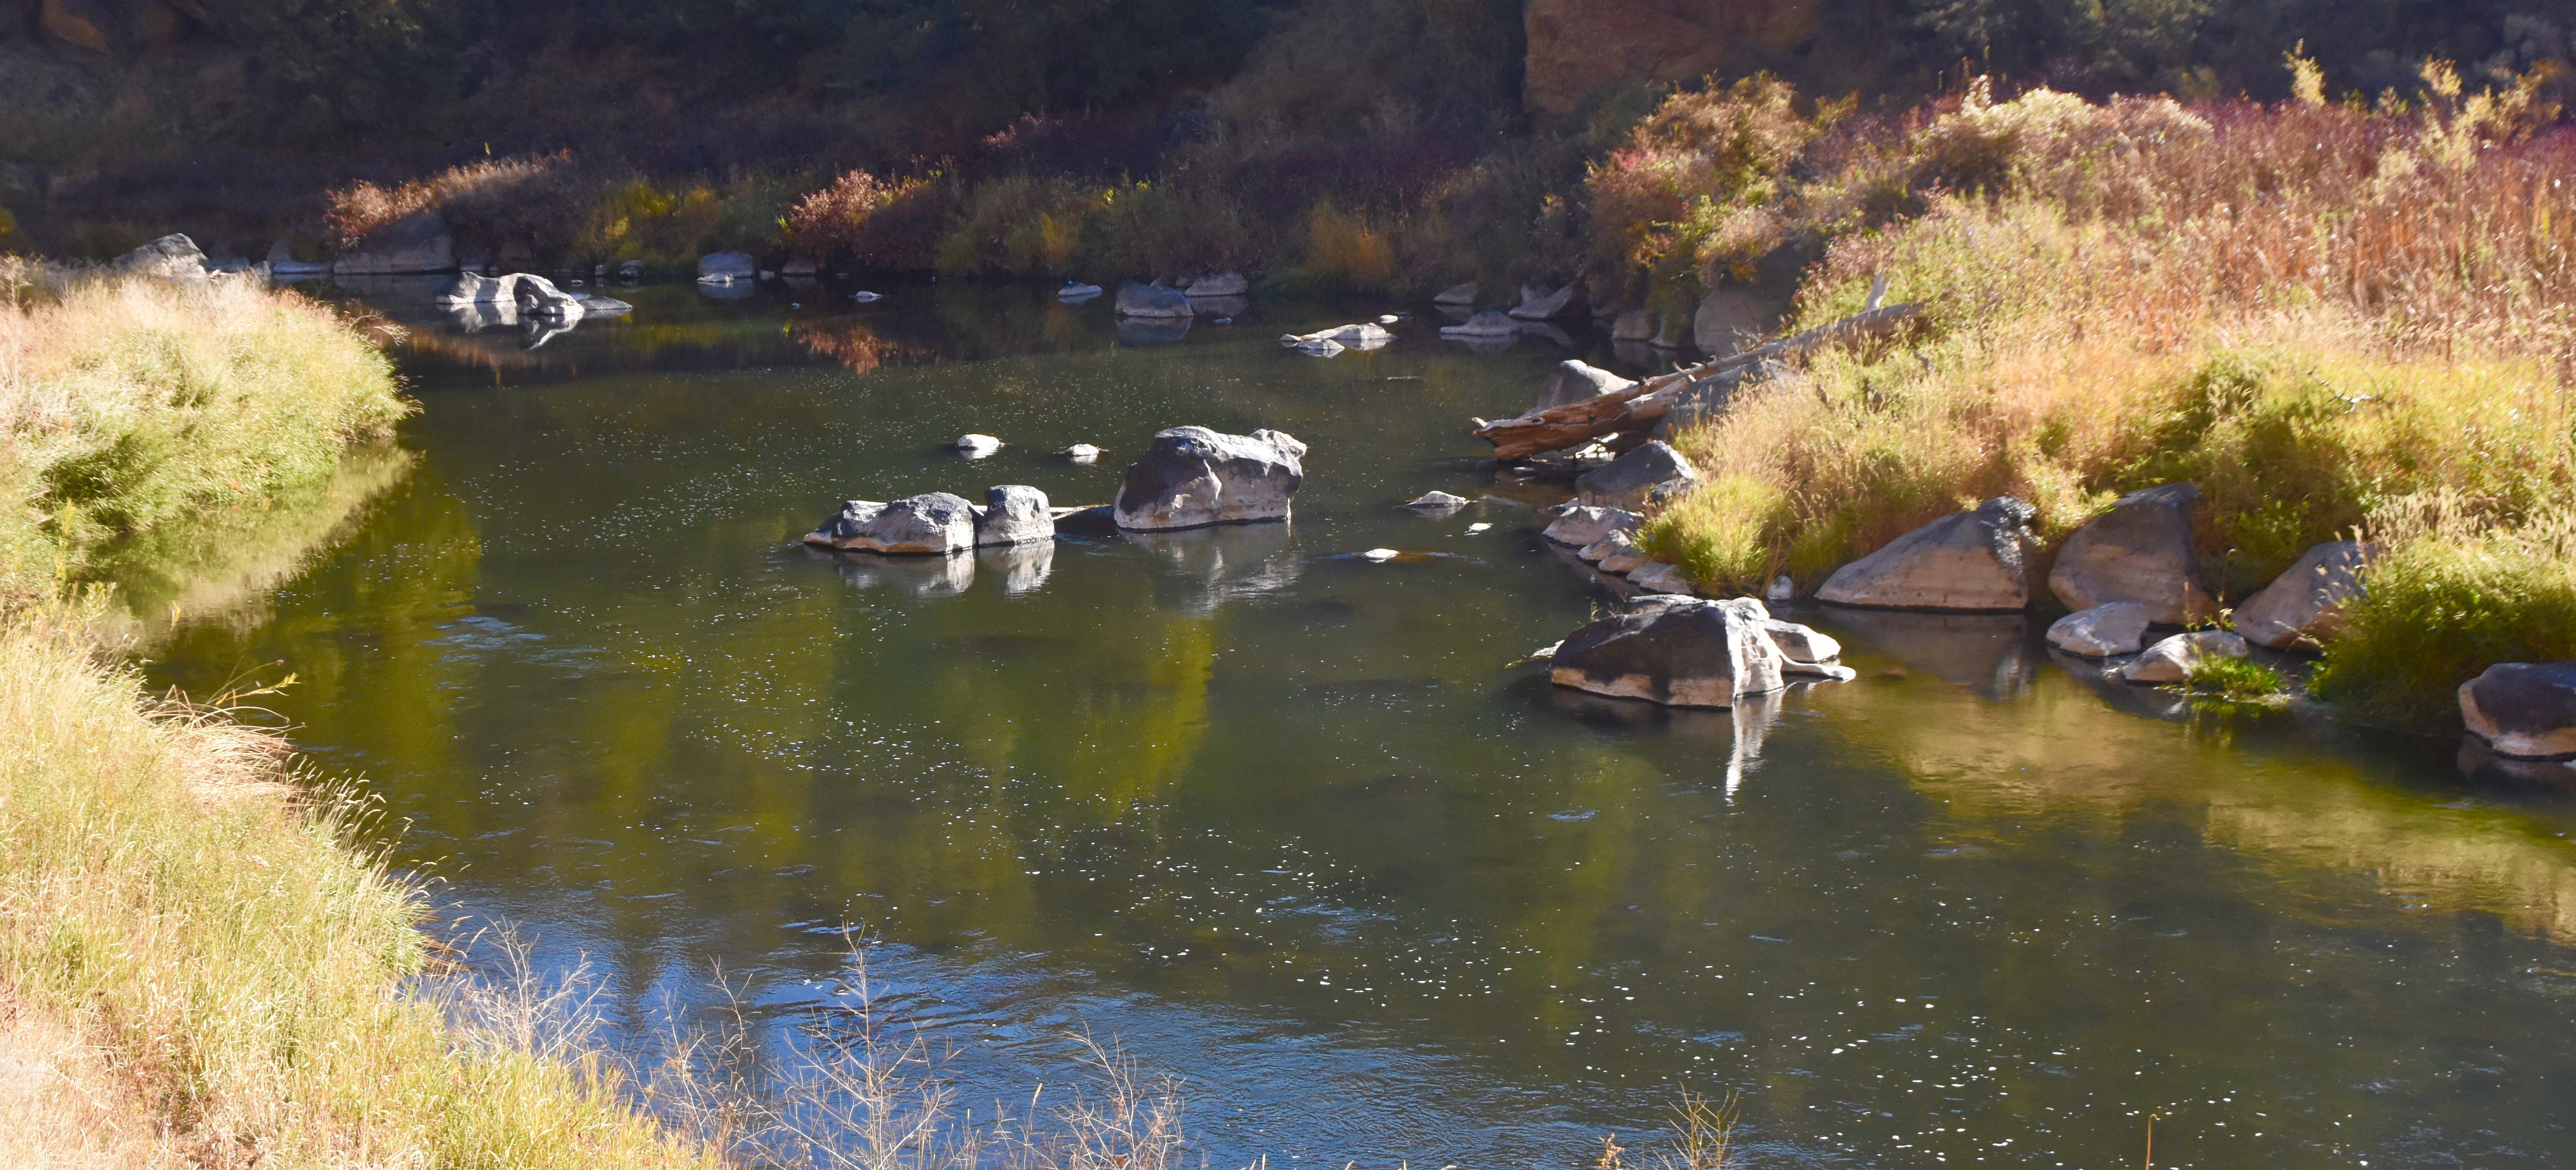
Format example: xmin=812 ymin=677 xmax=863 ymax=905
xmin=784 ymin=168 xmax=954 ymax=271
xmin=1296 ymin=202 xmax=1398 ymax=290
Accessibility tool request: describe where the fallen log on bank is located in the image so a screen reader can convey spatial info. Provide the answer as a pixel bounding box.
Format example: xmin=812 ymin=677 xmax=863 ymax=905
xmin=1472 ymin=302 xmax=1922 ymax=462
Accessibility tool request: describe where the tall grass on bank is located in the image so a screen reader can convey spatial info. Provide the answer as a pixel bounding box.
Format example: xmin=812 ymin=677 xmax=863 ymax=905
xmin=0 ymin=267 xmax=412 ymax=609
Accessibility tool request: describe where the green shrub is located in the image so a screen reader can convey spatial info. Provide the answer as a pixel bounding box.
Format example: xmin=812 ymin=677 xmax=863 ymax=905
xmin=2185 ymin=656 xmax=2292 ymax=706
xmin=2312 ymin=502 xmax=2576 ymax=727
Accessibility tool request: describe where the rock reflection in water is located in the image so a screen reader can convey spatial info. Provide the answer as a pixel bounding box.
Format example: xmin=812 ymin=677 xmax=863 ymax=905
xmin=979 ymin=540 xmax=1054 ymax=595
xmin=446 ymin=300 xmax=518 ymax=333
xmin=1121 ymin=521 xmax=1297 ymax=616
xmin=1818 ymin=607 xmax=2037 ymax=700
xmin=818 ymin=547 xmax=975 ymax=597
xmin=1117 ymin=316 xmax=1193 ymax=346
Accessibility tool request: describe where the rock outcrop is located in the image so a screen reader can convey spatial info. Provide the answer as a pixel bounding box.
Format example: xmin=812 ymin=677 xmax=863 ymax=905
xmin=2235 ymin=541 xmax=2374 ymax=649
xmin=1541 ymin=505 xmax=1642 ymax=548
xmin=2460 ymin=661 xmax=2576 ymax=760
xmin=110 ymin=233 xmax=206 ymax=279
xmin=1550 ymin=596 xmax=1788 ymax=707
xmin=335 ymin=211 xmax=454 ymax=275
xmin=2049 ymin=483 xmax=2219 ymax=625
xmin=1817 ymin=497 xmax=2041 ymax=612
xmin=977 ymin=485 xmax=1054 ymax=545
xmin=1576 ymin=440 xmax=1698 ymax=511
xmin=1534 ymin=360 xmax=1638 ymax=413
xmin=2121 ymin=630 xmax=2248 ymax=684
xmin=1115 ymin=282 xmax=1194 ymax=319
xmin=803 ymin=493 xmax=980 ymax=555
xmin=1113 ymin=426 xmax=1306 ymax=531
xmin=2047 ymin=601 xmax=2151 ymax=658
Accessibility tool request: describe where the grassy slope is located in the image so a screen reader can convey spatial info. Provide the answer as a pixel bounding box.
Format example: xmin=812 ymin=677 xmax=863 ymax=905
xmin=0 ymin=271 xmax=712 ymax=1166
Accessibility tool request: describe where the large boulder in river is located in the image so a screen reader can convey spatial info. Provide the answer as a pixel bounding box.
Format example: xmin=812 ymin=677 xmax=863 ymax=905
xmin=1817 ymin=497 xmax=2041 ymax=612
xmin=1551 ymin=596 xmax=1787 ymax=707
xmin=1576 ymin=441 xmax=1698 ymax=511
xmin=2461 ymin=661 xmax=2576 ymax=760
xmin=2049 ymin=483 xmax=2219 ymax=626
xmin=1509 ymin=280 xmax=1585 ymax=320
xmin=1542 ymin=505 xmax=1642 ymax=548
xmin=1114 ymin=426 xmax=1306 ymax=531
xmin=2121 ymin=630 xmax=2248 ymax=684
xmin=334 ymin=211 xmax=455 ymax=275
xmin=110 ymin=233 xmax=207 ymax=279
xmin=977 ymin=485 xmax=1054 ymax=545
xmin=2046 ymin=601 xmax=2151 ymax=658
xmin=802 ymin=493 xmax=978 ymax=554
xmin=1535 ymin=360 xmax=1638 ymax=412
xmin=1115 ymin=282 xmax=1195 ymax=319
xmin=2234 ymin=541 xmax=2374 ymax=649
xmin=508 ymin=274 xmax=586 ymax=321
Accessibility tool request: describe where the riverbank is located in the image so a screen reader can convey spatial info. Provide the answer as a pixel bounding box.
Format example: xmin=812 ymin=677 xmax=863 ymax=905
xmin=0 ymin=267 xmax=713 ymax=1165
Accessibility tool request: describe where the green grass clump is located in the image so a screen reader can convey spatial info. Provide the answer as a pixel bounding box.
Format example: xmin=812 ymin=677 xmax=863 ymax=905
xmin=2310 ymin=502 xmax=2576 ymax=728
xmin=2184 ymin=655 xmax=2292 ymax=706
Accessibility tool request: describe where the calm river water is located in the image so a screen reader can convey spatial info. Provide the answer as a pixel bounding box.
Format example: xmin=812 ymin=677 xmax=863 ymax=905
xmin=144 ymin=281 xmax=2576 ymax=1168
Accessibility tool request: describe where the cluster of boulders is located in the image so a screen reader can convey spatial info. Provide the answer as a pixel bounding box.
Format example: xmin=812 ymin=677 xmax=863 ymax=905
xmin=1548 ymin=595 xmax=1854 ymax=709
xmin=1114 ymin=275 xmax=1251 ymax=319
xmin=1535 ymin=442 xmax=1705 ymax=601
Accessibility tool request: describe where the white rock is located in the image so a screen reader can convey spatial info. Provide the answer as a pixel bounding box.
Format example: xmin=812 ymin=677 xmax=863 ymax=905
xmin=1362 ymin=548 xmax=1401 ymax=561
xmin=1627 ymin=562 xmax=1695 ymax=595
xmin=1060 ymin=443 xmax=1102 ymax=461
xmin=1406 ymin=491 xmax=1474 ymax=510
xmin=2047 ymin=601 xmax=2152 ymax=658
xmin=1467 ymin=523 xmax=1493 ymax=533
xmin=1377 ymin=314 xmax=1400 ymax=324
xmin=957 ymin=434 xmax=1003 ymax=456
xmin=850 ymin=291 xmax=885 ymax=303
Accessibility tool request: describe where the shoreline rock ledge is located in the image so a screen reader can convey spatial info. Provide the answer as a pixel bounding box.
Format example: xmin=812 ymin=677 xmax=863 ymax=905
xmin=1817 ymin=497 xmax=2040 ymax=612
xmin=1113 ymin=426 xmax=1306 ymax=531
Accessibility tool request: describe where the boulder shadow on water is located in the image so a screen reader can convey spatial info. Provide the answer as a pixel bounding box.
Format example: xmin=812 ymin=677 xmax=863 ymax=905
xmin=1817 ymin=608 xmax=2039 ymax=702
xmin=1121 ymin=521 xmax=1297 ymax=616
xmin=978 ymin=539 xmax=1054 ymax=595
xmin=807 ymin=545 xmax=975 ymax=597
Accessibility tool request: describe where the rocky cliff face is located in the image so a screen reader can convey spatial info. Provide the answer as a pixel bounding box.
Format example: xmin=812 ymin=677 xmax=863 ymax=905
xmin=1522 ymin=0 xmax=1824 ymax=117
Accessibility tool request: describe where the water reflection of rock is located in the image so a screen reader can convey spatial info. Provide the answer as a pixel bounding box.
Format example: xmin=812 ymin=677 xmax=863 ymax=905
xmin=1818 ymin=608 xmax=2037 ymax=701
xmin=1117 ymin=316 xmax=1193 ymax=346
xmin=817 ymin=547 xmax=974 ymax=597
xmin=790 ymin=319 xmax=921 ymax=374
xmin=1122 ymin=522 xmax=1298 ymax=616
xmin=980 ymin=540 xmax=1053 ymax=595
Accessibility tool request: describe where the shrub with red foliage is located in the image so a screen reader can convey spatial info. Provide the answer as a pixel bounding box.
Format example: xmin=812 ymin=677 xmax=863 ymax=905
xmin=783 ymin=169 xmax=954 ymax=271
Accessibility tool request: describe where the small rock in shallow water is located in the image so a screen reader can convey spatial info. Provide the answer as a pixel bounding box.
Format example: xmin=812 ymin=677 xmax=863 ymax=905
xmin=957 ymin=433 xmax=1003 ymax=456
xmin=1549 ymin=597 xmax=1787 ymax=708
xmin=977 ymin=485 xmax=1054 ymax=546
xmin=1467 ymin=523 xmax=1492 ymax=533
xmin=850 ymin=291 xmax=884 ymax=303
xmin=1060 ymin=443 xmax=1102 ymax=461
xmin=2048 ymin=601 xmax=2152 ymax=658
xmin=1406 ymin=491 xmax=1473 ymax=510
xmin=1362 ymin=548 xmax=1401 ymax=561
xmin=1377 ymin=314 xmax=1400 ymax=324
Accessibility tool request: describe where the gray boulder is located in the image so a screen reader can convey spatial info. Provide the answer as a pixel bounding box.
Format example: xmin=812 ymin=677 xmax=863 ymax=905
xmin=1509 ymin=280 xmax=1584 ymax=320
xmin=1549 ymin=596 xmax=1786 ymax=708
xmin=110 ymin=233 xmax=207 ymax=279
xmin=2047 ymin=601 xmax=2152 ymax=658
xmin=433 ymin=272 xmax=504 ymax=304
xmin=2049 ymin=483 xmax=2219 ymax=626
xmin=2121 ymin=630 xmax=2248 ymax=684
xmin=1113 ymin=426 xmax=1305 ymax=531
xmin=1582 ymin=532 xmax=1647 ymax=573
xmin=698 ymin=251 xmax=756 ymax=279
xmin=1576 ymin=441 xmax=1698 ymax=511
xmin=335 ymin=211 xmax=454 ymax=275
xmin=1406 ymin=491 xmax=1473 ymax=510
xmin=2235 ymin=541 xmax=2374 ymax=649
xmin=2460 ymin=661 xmax=2576 ymax=759
xmin=509 ymin=274 xmax=586 ymax=321
xmin=1760 ymin=618 xmax=1843 ymax=670
xmin=1626 ymin=562 xmax=1695 ymax=595
xmin=1693 ymin=288 xmax=1775 ymax=353
xmin=1186 ymin=272 xmax=1249 ymax=297
xmin=1541 ymin=505 xmax=1642 ymax=548
xmin=803 ymin=493 xmax=978 ymax=555
xmin=1535 ymin=360 xmax=1638 ymax=413
xmin=1817 ymin=497 xmax=2041 ymax=612
xmin=1115 ymin=282 xmax=1194 ymax=319
xmin=1282 ymin=322 xmax=1392 ymax=347
xmin=1432 ymin=281 xmax=1479 ymax=306
xmin=1610 ymin=308 xmax=1657 ymax=342
xmin=977 ymin=485 xmax=1055 ymax=545
xmin=1438 ymin=310 xmax=1517 ymax=338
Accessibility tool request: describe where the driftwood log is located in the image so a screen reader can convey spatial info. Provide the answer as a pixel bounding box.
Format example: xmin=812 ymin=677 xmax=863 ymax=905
xmin=1472 ymin=302 xmax=1922 ymax=462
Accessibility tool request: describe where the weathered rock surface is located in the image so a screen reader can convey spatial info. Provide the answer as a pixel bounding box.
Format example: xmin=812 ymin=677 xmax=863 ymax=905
xmin=1817 ymin=497 xmax=2041 ymax=612
xmin=1578 ymin=529 xmax=1637 ymax=563
xmin=2235 ymin=541 xmax=2374 ymax=649
xmin=1115 ymin=282 xmax=1194 ymax=318
xmin=956 ymin=433 xmax=1002 ymax=456
xmin=698 ymin=251 xmax=755 ymax=279
xmin=1541 ymin=505 xmax=1642 ymax=548
xmin=1549 ymin=596 xmax=1786 ymax=707
xmin=110 ymin=233 xmax=207 ymax=279
xmin=1186 ymin=272 xmax=1249 ymax=297
xmin=2049 ymin=483 xmax=2219 ymax=625
xmin=977 ymin=485 xmax=1054 ymax=545
xmin=1113 ymin=426 xmax=1306 ymax=531
xmin=1432 ymin=281 xmax=1478 ymax=306
xmin=1626 ymin=562 xmax=1695 ymax=595
xmin=1693 ymin=287 xmax=1777 ymax=353
xmin=1576 ymin=441 xmax=1698 ymax=511
xmin=803 ymin=494 xmax=978 ymax=554
xmin=1760 ymin=618 xmax=1842 ymax=668
xmin=1406 ymin=491 xmax=1473 ymax=510
xmin=1534 ymin=360 xmax=1638 ymax=413
xmin=510 ymin=273 xmax=586 ymax=320
xmin=335 ymin=211 xmax=454 ymax=275
xmin=1611 ymin=308 xmax=1657 ymax=341
xmin=2047 ymin=601 xmax=2152 ymax=658
xmin=2461 ymin=661 xmax=2576 ymax=760
xmin=1438 ymin=310 xmax=1518 ymax=338
xmin=1509 ymin=280 xmax=1584 ymax=320
xmin=1281 ymin=322 xmax=1393 ymax=346
xmin=2121 ymin=630 xmax=2248 ymax=684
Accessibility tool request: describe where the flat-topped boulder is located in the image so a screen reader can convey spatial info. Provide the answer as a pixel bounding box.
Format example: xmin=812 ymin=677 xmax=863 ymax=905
xmin=2235 ymin=541 xmax=2374 ymax=648
xmin=1113 ymin=426 xmax=1306 ymax=531
xmin=977 ymin=485 xmax=1054 ymax=545
xmin=803 ymin=493 xmax=977 ymax=555
xmin=2049 ymin=483 xmax=2219 ymax=625
xmin=2460 ymin=661 xmax=2576 ymax=760
xmin=1817 ymin=497 xmax=2040 ymax=612
xmin=1576 ymin=440 xmax=1698 ymax=511
xmin=1542 ymin=505 xmax=1642 ymax=548
xmin=1115 ymin=282 xmax=1194 ymax=319
xmin=2047 ymin=601 xmax=2151 ymax=658
xmin=1551 ymin=596 xmax=1786 ymax=707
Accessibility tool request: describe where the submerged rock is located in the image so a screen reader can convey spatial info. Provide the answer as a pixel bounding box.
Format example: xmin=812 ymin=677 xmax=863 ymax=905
xmin=2049 ymin=483 xmax=2219 ymax=626
xmin=1113 ymin=426 xmax=1306 ymax=531
xmin=1115 ymin=282 xmax=1194 ymax=319
xmin=1549 ymin=596 xmax=1785 ymax=708
xmin=1575 ymin=440 xmax=1698 ymax=511
xmin=2121 ymin=629 xmax=2248 ymax=684
xmin=2047 ymin=601 xmax=2152 ymax=658
xmin=957 ymin=433 xmax=1003 ymax=456
xmin=1817 ymin=497 xmax=2041 ymax=612
xmin=804 ymin=493 xmax=978 ymax=555
xmin=1406 ymin=491 xmax=1474 ymax=510
xmin=2461 ymin=661 xmax=2576 ymax=760
xmin=977 ymin=485 xmax=1054 ymax=546
xmin=2235 ymin=541 xmax=2374 ymax=649
xmin=1534 ymin=360 xmax=1638 ymax=413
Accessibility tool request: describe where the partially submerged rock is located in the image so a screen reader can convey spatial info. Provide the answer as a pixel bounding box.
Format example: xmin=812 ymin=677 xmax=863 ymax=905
xmin=1541 ymin=505 xmax=1642 ymax=548
xmin=957 ymin=433 xmax=1003 ymax=456
xmin=1575 ymin=441 xmax=1698 ymax=511
xmin=2047 ymin=601 xmax=2152 ymax=658
xmin=1438 ymin=310 xmax=1518 ymax=338
xmin=2461 ymin=661 xmax=2576 ymax=760
xmin=1060 ymin=443 xmax=1102 ymax=461
xmin=1292 ymin=338 xmax=1344 ymax=357
xmin=1760 ymin=618 xmax=1844 ymax=673
xmin=1549 ymin=596 xmax=1785 ymax=708
xmin=803 ymin=493 xmax=981 ymax=555
xmin=1534 ymin=360 xmax=1638 ymax=413
xmin=1115 ymin=282 xmax=1194 ymax=319
xmin=1113 ymin=426 xmax=1306 ymax=531
xmin=2235 ymin=541 xmax=2374 ymax=649
xmin=2049 ymin=483 xmax=2219 ymax=626
xmin=111 ymin=233 xmax=207 ymax=279
xmin=2121 ymin=630 xmax=2248 ymax=684
xmin=1817 ymin=497 xmax=2041 ymax=612
xmin=1059 ymin=281 xmax=1104 ymax=302
xmin=1580 ymin=529 xmax=1643 ymax=569
xmin=977 ymin=485 xmax=1054 ymax=546
xmin=1406 ymin=491 xmax=1473 ymax=510
xmin=1281 ymin=322 xmax=1392 ymax=347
